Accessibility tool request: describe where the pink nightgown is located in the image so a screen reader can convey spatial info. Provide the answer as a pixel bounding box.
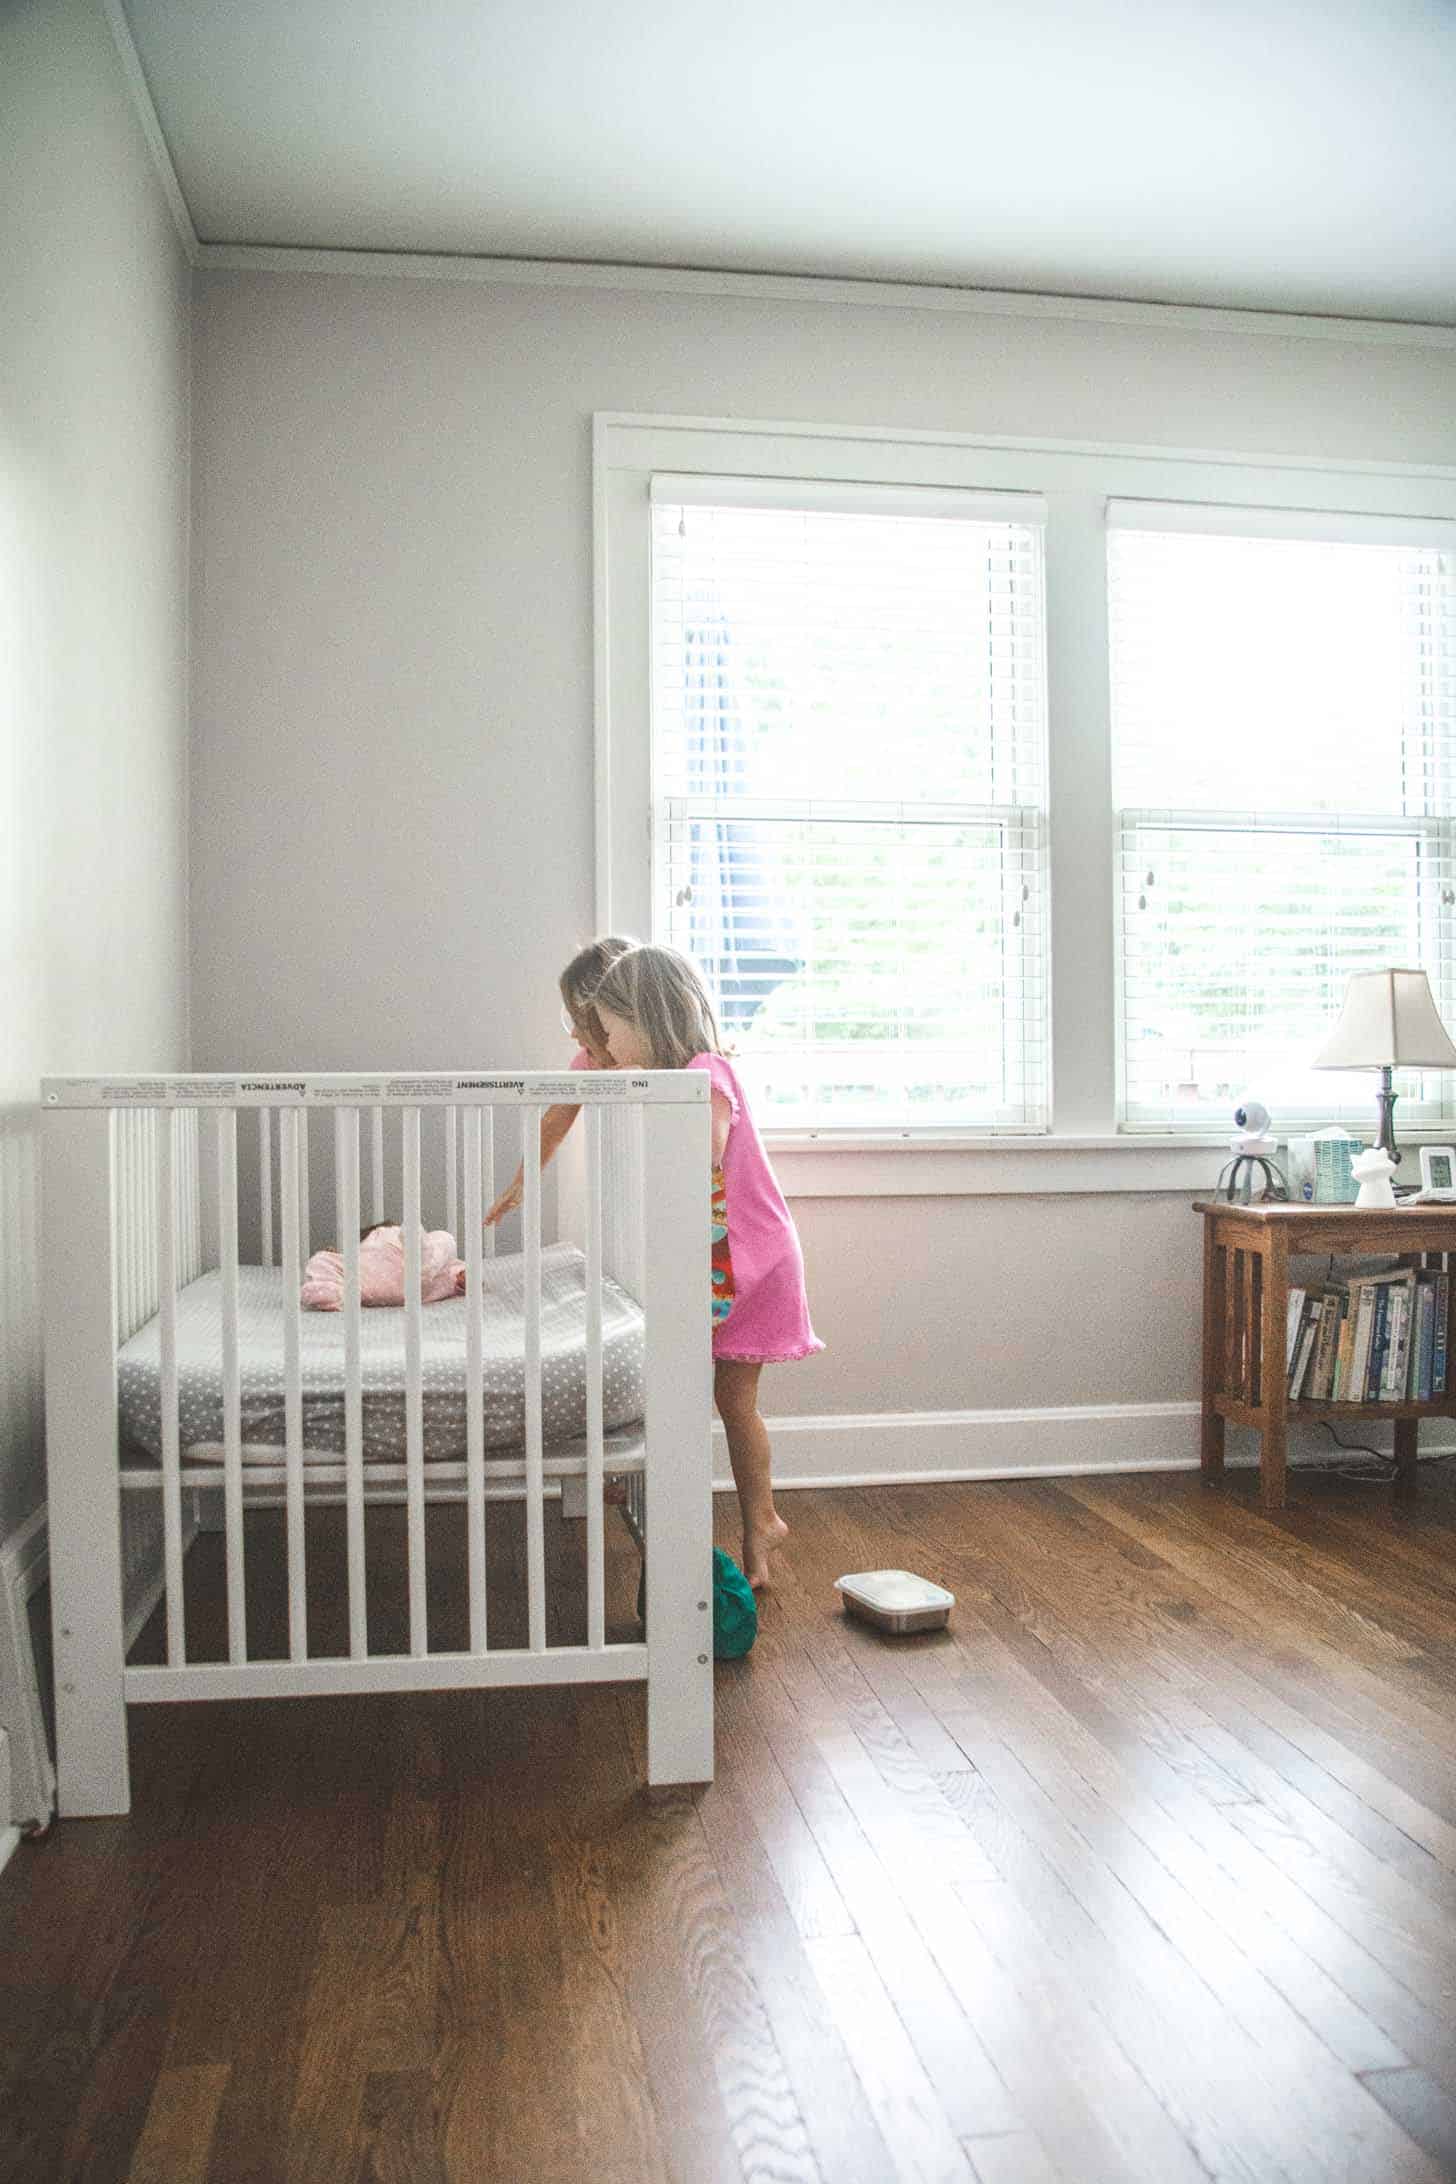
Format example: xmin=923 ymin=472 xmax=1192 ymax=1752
xmin=688 ymin=1051 xmax=822 ymax=1365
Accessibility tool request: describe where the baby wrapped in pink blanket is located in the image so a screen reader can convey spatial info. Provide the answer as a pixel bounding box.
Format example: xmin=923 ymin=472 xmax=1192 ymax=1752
xmin=301 ymin=1225 xmax=466 ymax=1310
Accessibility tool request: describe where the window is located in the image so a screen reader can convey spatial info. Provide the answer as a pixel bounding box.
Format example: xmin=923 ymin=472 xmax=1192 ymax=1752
xmin=599 ymin=415 xmax=1456 ymax=1180
xmin=650 ymin=477 xmax=1049 ymax=1133
xmin=1110 ymin=503 xmax=1456 ymax=1131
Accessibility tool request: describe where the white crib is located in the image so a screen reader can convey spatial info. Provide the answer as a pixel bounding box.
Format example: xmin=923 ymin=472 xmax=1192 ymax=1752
xmin=40 ymin=1069 xmax=713 ymax=1817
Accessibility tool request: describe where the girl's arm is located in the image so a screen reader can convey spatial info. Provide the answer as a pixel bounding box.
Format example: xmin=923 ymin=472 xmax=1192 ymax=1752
xmin=483 ymin=1102 xmax=581 ymax=1226
xmin=710 ymin=1089 xmax=732 ymax=1168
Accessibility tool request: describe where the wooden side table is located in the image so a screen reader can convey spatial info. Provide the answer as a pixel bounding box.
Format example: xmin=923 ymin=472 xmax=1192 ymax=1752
xmin=1195 ymin=1201 xmax=1456 ymax=1511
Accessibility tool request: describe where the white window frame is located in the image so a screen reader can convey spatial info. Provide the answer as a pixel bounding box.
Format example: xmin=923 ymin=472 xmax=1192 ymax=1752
xmin=595 ymin=414 xmax=1456 ymax=1195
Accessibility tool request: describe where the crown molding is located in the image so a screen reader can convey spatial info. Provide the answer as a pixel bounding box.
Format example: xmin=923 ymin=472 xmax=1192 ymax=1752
xmin=190 ymin=241 xmax=1456 ymax=349
xmin=98 ymin=0 xmax=198 ymax=264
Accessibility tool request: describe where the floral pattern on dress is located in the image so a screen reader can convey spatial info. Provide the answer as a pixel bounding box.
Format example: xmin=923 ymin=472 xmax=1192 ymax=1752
xmin=710 ymin=1166 xmax=735 ymax=1325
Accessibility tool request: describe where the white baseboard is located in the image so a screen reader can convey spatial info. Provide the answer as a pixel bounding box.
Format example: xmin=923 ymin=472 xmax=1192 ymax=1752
xmin=712 ymin=1400 xmax=1202 ymax=1489
xmin=713 ymin=1401 xmax=1456 ymax=1491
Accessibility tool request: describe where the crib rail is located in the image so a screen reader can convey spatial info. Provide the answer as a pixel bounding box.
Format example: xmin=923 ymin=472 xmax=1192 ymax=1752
xmin=41 ymin=1070 xmax=712 ymax=1814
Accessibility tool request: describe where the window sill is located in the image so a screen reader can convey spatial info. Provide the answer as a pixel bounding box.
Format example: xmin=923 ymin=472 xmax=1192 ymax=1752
xmin=767 ymin=1132 xmax=1233 ymax=1198
xmin=767 ymin=1127 xmax=1456 ymax=1199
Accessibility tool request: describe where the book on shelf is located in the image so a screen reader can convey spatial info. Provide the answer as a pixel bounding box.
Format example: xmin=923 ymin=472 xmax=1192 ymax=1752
xmin=1285 ymin=1286 xmax=1307 ymax=1369
xmin=1414 ymin=1277 xmax=1437 ymax=1403
xmin=1381 ymin=1276 xmax=1416 ymax=1402
xmin=1287 ymin=1292 xmax=1323 ymax=1398
xmin=1367 ymin=1282 xmax=1395 ymax=1402
xmin=1349 ymin=1280 xmax=1379 ymax=1402
xmin=1332 ymin=1280 xmax=1361 ymax=1400
xmin=1310 ymin=1286 xmax=1345 ymax=1400
xmin=1435 ymin=1272 xmax=1450 ymax=1396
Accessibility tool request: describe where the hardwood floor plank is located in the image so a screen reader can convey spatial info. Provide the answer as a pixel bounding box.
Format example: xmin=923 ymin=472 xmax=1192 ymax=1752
xmin=125 ymin=2063 xmax=230 ymax=2184
xmin=1359 ymin=2065 xmax=1456 ymax=2180
xmin=802 ymin=1934 xmax=975 ymax=2184
xmin=747 ymin=1659 xmax=1021 ymax=2145
xmin=961 ymin=2129 xmax=1062 ymax=2184
xmin=354 ymin=2070 xmax=448 ymax=2184
xmin=695 ymin=1701 xmax=900 ymax=2184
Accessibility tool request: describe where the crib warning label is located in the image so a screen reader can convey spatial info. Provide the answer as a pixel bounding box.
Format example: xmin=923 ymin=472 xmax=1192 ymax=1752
xmin=168 ymin=1079 xmax=238 ymax=1102
xmin=99 ymin=1081 xmax=169 ymax=1103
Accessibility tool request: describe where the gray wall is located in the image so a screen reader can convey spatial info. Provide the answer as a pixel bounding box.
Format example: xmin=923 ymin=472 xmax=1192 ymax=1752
xmin=189 ymin=269 xmax=1456 ymax=1431
xmin=0 ymin=0 xmax=191 ymax=1539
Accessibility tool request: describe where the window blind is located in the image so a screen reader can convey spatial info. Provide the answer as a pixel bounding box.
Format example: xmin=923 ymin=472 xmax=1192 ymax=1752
xmin=651 ymin=486 xmax=1049 ymax=1132
xmin=1108 ymin=511 xmax=1456 ymax=1131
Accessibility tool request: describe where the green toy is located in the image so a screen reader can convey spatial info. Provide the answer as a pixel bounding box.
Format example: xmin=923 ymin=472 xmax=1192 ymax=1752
xmin=712 ymin=1547 xmax=757 ymax=1659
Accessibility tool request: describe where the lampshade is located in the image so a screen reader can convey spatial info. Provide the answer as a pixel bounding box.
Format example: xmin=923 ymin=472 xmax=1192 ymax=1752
xmin=1311 ymin=968 xmax=1456 ymax=1071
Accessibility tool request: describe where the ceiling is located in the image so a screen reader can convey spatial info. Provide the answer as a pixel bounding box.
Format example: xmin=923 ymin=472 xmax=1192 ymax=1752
xmin=122 ymin=0 xmax=1456 ymax=325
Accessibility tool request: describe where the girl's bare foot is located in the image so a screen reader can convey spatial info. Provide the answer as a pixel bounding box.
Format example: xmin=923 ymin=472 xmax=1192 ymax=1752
xmin=743 ymin=1512 xmax=790 ymax=1591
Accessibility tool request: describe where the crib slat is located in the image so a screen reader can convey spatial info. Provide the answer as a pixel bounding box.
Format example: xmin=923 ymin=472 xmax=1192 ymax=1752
xmin=158 ymin=1109 xmax=185 ymax=1666
xmin=217 ymin=1108 xmax=247 ymax=1664
xmin=523 ymin=1106 xmax=546 ymax=1653
xmin=402 ymin=1108 xmax=427 ymax=1656
xmin=180 ymin=1109 xmax=199 ymax=1284
xmin=445 ymin=1103 xmax=458 ymax=1242
xmin=259 ymin=1107 xmax=274 ymax=1267
xmin=481 ymin=1107 xmax=496 ymax=1259
xmin=371 ymin=1109 xmax=385 ymax=1227
xmin=584 ymin=1105 xmax=606 ymax=1650
xmin=279 ymin=1108 xmax=308 ymax=1661
xmin=463 ymin=1106 xmax=487 ymax=1651
xmin=297 ymin=1108 xmax=311 ymax=1263
xmin=337 ymin=1108 xmax=367 ymax=1660
xmin=143 ymin=1110 xmax=157 ymax=1331
xmin=117 ymin=1112 xmax=128 ymax=1342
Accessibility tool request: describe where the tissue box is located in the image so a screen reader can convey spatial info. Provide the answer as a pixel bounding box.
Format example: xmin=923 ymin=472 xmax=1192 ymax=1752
xmin=1287 ymin=1130 xmax=1359 ymax=1204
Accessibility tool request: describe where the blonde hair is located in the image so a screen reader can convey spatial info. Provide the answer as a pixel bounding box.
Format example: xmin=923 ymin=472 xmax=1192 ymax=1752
xmin=559 ymin=935 xmax=636 ymax=1047
xmin=589 ymin=945 xmax=723 ymax=1069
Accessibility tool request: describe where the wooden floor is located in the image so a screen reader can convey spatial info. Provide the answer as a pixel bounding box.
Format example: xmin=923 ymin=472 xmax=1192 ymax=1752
xmin=4 ymin=1469 xmax=1456 ymax=2184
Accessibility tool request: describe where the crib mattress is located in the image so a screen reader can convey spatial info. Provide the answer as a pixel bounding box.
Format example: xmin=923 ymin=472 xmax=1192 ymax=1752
xmin=117 ymin=1245 xmax=645 ymax=1465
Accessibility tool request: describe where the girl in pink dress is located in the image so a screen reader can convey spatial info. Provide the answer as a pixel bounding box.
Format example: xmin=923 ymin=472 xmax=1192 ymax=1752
xmin=591 ymin=944 xmax=822 ymax=1590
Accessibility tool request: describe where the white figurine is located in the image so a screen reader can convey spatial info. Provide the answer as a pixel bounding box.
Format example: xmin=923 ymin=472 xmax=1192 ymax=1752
xmin=1350 ymin=1146 xmax=1397 ymax=1208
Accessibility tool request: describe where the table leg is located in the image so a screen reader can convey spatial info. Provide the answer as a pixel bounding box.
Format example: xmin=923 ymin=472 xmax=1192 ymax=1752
xmin=1201 ymin=1222 xmax=1226 ymax=1480
xmin=1259 ymin=1233 xmax=1288 ymax=1512
xmin=1393 ymin=1418 xmax=1419 ymax=1502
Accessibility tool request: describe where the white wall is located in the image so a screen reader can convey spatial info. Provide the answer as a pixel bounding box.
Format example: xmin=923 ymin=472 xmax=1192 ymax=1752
xmin=0 ymin=0 xmax=192 ymax=1540
xmin=189 ymin=266 xmax=1456 ymax=1443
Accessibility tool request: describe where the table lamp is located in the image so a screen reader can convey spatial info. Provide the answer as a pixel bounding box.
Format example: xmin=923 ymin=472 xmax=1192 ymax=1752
xmin=1311 ymin=967 xmax=1456 ymax=1165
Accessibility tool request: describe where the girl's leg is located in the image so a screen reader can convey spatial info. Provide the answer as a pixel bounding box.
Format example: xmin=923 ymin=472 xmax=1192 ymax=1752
xmin=714 ymin=1359 xmax=788 ymax=1590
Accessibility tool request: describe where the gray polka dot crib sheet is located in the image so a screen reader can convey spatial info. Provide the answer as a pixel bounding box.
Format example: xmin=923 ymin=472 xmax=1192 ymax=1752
xmin=117 ymin=1245 xmax=645 ymax=1465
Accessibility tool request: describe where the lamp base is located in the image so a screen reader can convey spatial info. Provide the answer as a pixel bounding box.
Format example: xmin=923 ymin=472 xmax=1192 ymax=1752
xmin=1376 ymin=1067 xmax=1401 ymax=1165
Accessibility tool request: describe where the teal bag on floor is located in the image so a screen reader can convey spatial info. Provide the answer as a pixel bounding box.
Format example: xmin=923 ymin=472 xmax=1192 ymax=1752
xmin=713 ymin=1547 xmax=757 ymax=1659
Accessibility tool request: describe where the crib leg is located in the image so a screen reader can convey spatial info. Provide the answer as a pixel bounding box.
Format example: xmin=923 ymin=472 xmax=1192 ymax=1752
xmin=643 ymin=1102 xmax=714 ymax=1788
xmin=43 ymin=1107 xmax=131 ymax=1816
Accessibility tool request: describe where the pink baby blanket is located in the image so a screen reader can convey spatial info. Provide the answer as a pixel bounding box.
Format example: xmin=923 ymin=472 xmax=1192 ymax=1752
xmin=301 ymin=1226 xmax=467 ymax=1311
